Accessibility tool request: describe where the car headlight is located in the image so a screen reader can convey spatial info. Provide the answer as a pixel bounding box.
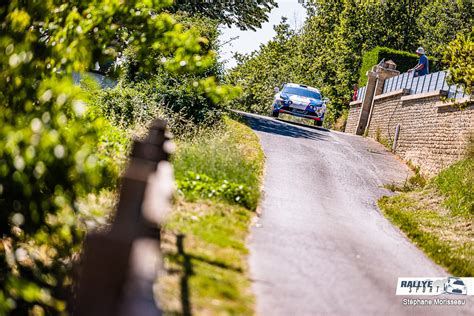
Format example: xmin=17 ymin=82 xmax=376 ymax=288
xmin=277 ymin=99 xmax=291 ymax=106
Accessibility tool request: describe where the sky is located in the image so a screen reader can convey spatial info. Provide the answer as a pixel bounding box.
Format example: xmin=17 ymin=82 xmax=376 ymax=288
xmin=218 ymin=0 xmax=307 ymax=69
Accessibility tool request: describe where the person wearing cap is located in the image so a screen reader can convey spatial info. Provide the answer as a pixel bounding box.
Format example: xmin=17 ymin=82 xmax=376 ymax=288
xmin=409 ymin=47 xmax=429 ymax=77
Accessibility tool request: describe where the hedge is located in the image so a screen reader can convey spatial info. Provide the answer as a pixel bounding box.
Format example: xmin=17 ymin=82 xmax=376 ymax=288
xmin=358 ymin=46 xmax=441 ymax=86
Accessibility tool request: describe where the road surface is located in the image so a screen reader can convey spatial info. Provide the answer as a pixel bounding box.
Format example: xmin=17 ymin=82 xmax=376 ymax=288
xmin=240 ymin=112 xmax=472 ymax=316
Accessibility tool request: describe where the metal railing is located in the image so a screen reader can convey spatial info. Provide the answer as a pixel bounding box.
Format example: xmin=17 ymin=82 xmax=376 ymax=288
xmin=382 ymin=71 xmax=469 ymax=99
xmin=357 ymin=70 xmax=470 ymax=101
xmin=356 ymin=85 xmax=367 ymax=101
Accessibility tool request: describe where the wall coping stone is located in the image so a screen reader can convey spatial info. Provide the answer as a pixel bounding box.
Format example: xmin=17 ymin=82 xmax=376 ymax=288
xmin=401 ymin=90 xmax=448 ymax=102
xmin=349 ymin=100 xmax=362 ymax=106
xmin=373 ymin=88 xmax=410 ymax=101
xmin=435 ymin=96 xmax=473 ymax=109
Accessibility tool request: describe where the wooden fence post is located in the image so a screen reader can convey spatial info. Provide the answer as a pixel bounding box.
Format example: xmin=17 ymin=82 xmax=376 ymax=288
xmin=73 ymin=119 xmax=174 ymax=316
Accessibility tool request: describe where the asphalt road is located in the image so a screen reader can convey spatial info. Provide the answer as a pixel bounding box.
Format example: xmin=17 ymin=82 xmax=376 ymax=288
xmin=240 ymin=112 xmax=472 ymax=316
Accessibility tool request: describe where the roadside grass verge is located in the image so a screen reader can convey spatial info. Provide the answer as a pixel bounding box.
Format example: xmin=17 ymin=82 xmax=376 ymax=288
xmin=383 ymin=163 xmax=427 ymax=192
xmin=379 ymin=158 xmax=473 ymax=276
xmin=157 ymin=117 xmax=264 ymax=315
xmin=433 ymin=158 xmax=473 ymax=217
xmin=173 ymin=117 xmax=264 ymax=210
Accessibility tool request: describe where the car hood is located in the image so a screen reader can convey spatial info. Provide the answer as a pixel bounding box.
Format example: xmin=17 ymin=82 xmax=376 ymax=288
xmin=282 ymin=93 xmax=324 ymax=106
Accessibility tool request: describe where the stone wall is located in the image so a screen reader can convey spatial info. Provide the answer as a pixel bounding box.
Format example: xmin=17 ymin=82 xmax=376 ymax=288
xmin=347 ymin=90 xmax=473 ymax=176
xmin=366 ymin=92 xmax=405 ymax=140
xmin=346 ymin=101 xmax=362 ymax=134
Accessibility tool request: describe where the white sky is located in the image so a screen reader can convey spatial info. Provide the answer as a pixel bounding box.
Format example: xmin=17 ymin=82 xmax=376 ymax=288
xmin=218 ymin=0 xmax=307 ymax=69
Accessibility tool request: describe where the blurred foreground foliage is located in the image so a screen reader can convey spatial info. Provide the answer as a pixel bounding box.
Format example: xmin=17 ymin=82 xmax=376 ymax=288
xmin=0 ymin=1 xmax=239 ymax=314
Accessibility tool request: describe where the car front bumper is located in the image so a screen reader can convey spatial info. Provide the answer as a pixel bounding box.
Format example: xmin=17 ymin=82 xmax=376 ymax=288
xmin=276 ymin=108 xmax=322 ymax=121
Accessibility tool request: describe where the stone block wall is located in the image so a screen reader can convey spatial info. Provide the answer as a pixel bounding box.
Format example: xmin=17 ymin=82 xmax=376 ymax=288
xmin=347 ymin=91 xmax=474 ymax=176
xmin=366 ymin=94 xmax=404 ymax=139
xmin=346 ymin=101 xmax=361 ymax=134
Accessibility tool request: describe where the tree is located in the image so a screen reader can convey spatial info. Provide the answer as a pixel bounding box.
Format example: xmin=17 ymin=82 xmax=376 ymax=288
xmin=418 ymin=0 xmax=474 ymax=58
xmin=227 ymin=18 xmax=298 ymax=114
xmin=172 ymin=0 xmax=278 ymax=30
xmin=443 ymin=28 xmax=474 ymax=95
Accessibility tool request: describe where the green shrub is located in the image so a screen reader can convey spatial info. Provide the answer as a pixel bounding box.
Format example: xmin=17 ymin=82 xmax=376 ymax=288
xmin=90 ymin=79 xmax=239 ymax=139
xmin=443 ymin=28 xmax=474 ymax=95
xmin=90 ymin=84 xmax=162 ymax=129
xmin=358 ymin=46 xmax=441 ymax=86
xmin=0 ymin=81 xmax=124 ymax=315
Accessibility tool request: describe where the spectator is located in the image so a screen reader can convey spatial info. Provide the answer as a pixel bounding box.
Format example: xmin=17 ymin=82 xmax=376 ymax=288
xmin=409 ymin=47 xmax=429 ymax=77
xmin=352 ymin=84 xmax=358 ymax=101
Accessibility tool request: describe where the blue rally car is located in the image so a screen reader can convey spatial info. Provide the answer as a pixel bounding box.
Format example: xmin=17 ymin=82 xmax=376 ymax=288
xmin=271 ymin=83 xmax=328 ymax=126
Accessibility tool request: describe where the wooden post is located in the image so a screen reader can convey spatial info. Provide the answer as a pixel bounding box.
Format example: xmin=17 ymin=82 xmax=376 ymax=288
xmin=392 ymin=124 xmax=401 ymax=153
xmin=73 ymin=119 xmax=174 ymax=316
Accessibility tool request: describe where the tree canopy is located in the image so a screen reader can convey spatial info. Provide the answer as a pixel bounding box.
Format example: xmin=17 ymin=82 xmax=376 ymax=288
xmin=172 ymin=0 xmax=278 ymax=30
xmin=444 ymin=27 xmax=474 ymax=95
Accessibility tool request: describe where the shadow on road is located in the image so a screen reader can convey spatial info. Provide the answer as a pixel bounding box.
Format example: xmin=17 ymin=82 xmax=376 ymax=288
xmin=277 ymin=119 xmax=331 ymax=133
xmin=239 ymin=113 xmax=329 ymax=141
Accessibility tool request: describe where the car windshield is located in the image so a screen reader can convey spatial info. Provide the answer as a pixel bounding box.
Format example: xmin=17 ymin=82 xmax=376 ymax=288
xmin=453 ymin=280 xmax=464 ymax=285
xmin=283 ymin=87 xmax=321 ymax=99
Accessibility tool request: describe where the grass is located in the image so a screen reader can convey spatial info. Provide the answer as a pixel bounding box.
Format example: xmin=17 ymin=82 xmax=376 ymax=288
xmin=157 ymin=117 xmax=264 ymax=315
xmin=433 ymin=158 xmax=473 ymax=217
xmin=173 ymin=117 xmax=264 ymax=210
xmin=333 ymin=110 xmax=348 ymax=132
xmin=379 ymin=158 xmax=473 ymax=276
xmin=375 ymin=127 xmax=392 ymax=150
xmin=384 ymin=164 xmax=427 ymax=192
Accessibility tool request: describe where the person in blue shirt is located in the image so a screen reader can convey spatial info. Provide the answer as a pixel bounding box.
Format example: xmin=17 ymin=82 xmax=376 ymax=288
xmin=409 ymin=47 xmax=429 ymax=77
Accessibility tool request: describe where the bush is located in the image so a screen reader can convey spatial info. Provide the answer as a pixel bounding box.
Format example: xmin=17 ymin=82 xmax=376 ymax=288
xmin=443 ymin=28 xmax=474 ymax=95
xmin=358 ymin=46 xmax=441 ymax=86
xmin=90 ymin=78 xmax=239 ymax=139
xmin=333 ymin=109 xmax=348 ymax=131
xmin=91 ymin=85 xmax=158 ymax=129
